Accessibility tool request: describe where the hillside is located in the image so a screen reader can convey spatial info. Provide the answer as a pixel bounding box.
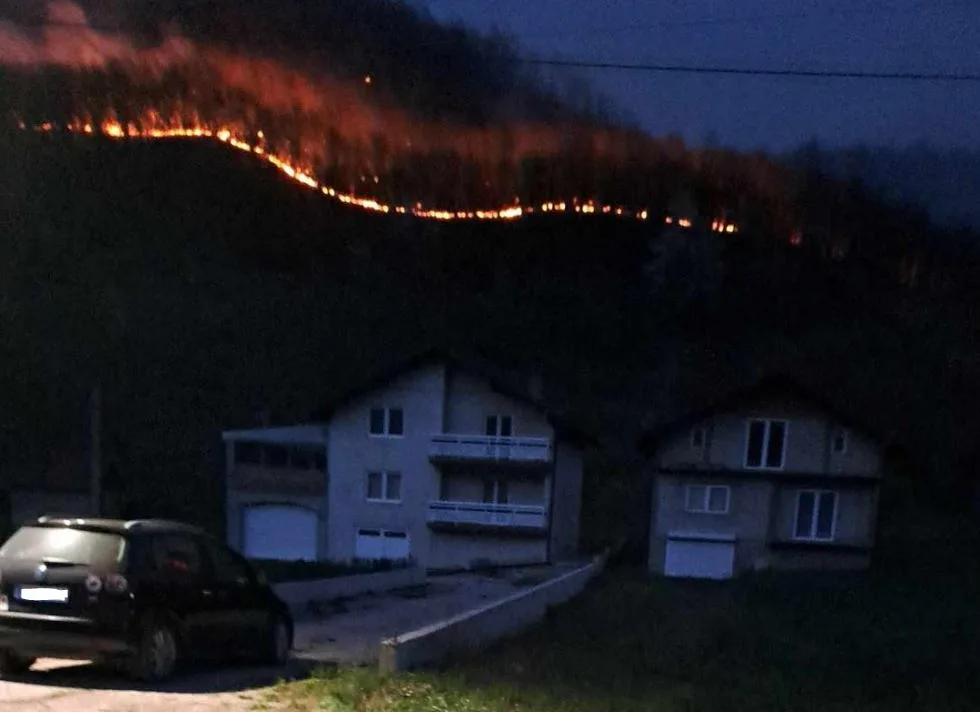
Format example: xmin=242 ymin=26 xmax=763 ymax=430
xmin=2 ymin=132 xmax=979 ymax=540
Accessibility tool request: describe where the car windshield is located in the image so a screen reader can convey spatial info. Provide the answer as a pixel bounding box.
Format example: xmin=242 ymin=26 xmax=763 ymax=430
xmin=0 ymin=526 xmax=127 ymax=569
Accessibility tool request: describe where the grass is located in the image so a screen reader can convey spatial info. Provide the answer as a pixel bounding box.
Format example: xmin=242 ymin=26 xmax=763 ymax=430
xmin=262 ymin=542 xmax=980 ymax=711
xmin=251 ymin=557 xmax=413 ymax=584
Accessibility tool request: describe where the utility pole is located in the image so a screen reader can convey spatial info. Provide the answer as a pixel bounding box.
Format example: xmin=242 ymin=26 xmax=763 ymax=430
xmin=89 ymin=383 xmax=102 ymax=516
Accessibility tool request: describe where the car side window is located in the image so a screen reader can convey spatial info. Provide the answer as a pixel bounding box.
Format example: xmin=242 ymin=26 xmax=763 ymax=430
xmin=204 ymin=541 xmax=253 ymax=585
xmin=149 ymin=534 xmax=205 ymax=580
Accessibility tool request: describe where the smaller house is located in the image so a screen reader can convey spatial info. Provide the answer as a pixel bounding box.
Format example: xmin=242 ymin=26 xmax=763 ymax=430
xmin=221 ymin=348 xmax=592 ymax=571
xmin=639 ymin=375 xmax=885 ymax=579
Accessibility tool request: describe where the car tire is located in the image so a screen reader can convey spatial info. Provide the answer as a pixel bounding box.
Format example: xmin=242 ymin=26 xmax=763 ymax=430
xmin=127 ymin=618 xmax=178 ymax=683
xmin=263 ymin=613 xmax=291 ymax=666
xmin=0 ymin=651 xmax=36 ymax=676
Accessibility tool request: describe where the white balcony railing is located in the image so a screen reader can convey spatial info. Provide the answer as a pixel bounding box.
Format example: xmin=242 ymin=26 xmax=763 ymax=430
xmin=427 ymin=501 xmax=548 ymax=530
xmin=429 ymin=434 xmax=552 ymax=465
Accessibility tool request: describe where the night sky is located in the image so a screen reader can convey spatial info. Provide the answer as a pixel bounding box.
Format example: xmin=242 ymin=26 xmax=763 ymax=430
xmin=411 ymin=0 xmax=980 ymax=153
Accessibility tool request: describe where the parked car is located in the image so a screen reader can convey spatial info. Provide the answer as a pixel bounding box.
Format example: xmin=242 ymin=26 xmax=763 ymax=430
xmin=0 ymin=516 xmax=293 ymax=681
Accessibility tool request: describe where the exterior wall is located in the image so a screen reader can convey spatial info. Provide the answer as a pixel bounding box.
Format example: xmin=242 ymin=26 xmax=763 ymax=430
xmin=228 ymin=464 xmax=327 ymax=496
xmin=658 ymin=395 xmax=881 ymax=476
xmin=649 ymin=392 xmax=884 ymax=575
xmin=647 ymin=475 xmax=774 ymax=574
xmin=325 ymin=364 xmax=446 ymax=566
xmin=428 ymin=532 xmax=547 ymax=570
xmin=440 ymin=474 xmax=546 ymax=505
xmin=444 ymin=371 xmax=554 ymax=439
xmin=225 ymin=491 xmax=327 ymax=558
xmin=549 ymin=442 xmax=584 ymax=561
xmin=771 ymin=486 xmax=877 ymax=547
xmin=768 ymin=549 xmax=872 ymax=571
xmin=827 ymin=429 xmax=881 ymax=475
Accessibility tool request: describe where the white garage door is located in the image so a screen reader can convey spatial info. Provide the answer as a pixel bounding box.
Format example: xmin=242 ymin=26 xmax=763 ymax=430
xmin=664 ymin=537 xmax=735 ymax=580
xmin=355 ymin=529 xmax=410 ymax=561
xmin=243 ymin=505 xmax=318 ymax=561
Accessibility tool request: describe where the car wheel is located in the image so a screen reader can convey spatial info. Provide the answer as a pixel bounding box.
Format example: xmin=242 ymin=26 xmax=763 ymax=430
xmin=0 ymin=651 xmax=36 ymax=676
xmin=127 ymin=618 xmax=178 ymax=682
xmin=264 ymin=614 xmax=291 ymax=666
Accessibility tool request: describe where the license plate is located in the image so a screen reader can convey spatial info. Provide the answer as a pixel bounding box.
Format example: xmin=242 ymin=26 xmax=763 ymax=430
xmin=15 ymin=586 xmax=69 ymax=603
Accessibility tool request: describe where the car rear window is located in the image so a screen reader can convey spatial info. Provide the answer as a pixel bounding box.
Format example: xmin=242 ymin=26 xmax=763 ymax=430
xmin=0 ymin=526 xmax=127 ymax=570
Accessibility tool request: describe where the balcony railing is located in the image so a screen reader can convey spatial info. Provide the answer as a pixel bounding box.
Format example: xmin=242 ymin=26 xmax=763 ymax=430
xmin=427 ymin=501 xmax=548 ymax=531
xmin=429 ymin=434 xmax=552 ymax=465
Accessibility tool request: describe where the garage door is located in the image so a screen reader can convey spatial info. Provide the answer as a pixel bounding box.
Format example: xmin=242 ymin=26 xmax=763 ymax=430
xmin=355 ymin=529 xmax=410 ymax=561
xmin=243 ymin=505 xmax=318 ymax=561
xmin=664 ymin=537 xmax=735 ymax=580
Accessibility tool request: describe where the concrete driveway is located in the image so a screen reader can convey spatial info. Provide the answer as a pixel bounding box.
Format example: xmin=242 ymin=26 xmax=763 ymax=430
xmin=293 ymin=564 xmax=578 ymax=665
xmin=0 ymin=564 xmax=574 ymax=710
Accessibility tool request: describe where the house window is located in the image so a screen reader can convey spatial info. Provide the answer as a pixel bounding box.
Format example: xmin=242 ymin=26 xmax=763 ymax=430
xmin=685 ymin=484 xmax=730 ymax=514
xmin=486 ymin=415 xmax=513 ymax=437
xmin=482 ymin=478 xmax=509 ymax=504
xmin=369 ymin=407 xmax=404 ymax=437
xmin=366 ymin=471 xmax=402 ymax=502
xmin=690 ymin=427 xmax=706 ymax=449
xmin=831 ymin=427 xmax=848 ymax=455
xmin=794 ymin=490 xmax=837 ymax=541
xmin=745 ymin=419 xmax=788 ymax=469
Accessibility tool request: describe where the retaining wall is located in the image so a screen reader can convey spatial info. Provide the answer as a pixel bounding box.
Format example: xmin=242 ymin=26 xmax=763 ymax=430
xmin=272 ymin=566 xmax=426 ymax=614
xmin=378 ymin=553 xmax=607 ymax=673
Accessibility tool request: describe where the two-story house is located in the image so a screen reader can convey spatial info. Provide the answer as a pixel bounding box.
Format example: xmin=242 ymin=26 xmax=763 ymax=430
xmin=220 ymin=350 xmax=589 ymax=570
xmin=639 ymin=374 xmax=885 ymax=579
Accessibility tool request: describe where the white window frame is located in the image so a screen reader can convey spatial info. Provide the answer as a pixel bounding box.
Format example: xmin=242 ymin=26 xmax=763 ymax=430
xmin=744 ymin=419 xmax=789 ymax=470
xmin=690 ymin=426 xmax=706 ymax=449
xmin=366 ymin=470 xmax=402 ymax=503
xmin=368 ymin=407 xmax=404 ymax=438
xmin=485 ymin=414 xmax=514 ymax=437
xmin=684 ymin=484 xmax=730 ymax=514
xmin=793 ymin=489 xmax=838 ymax=541
xmin=831 ymin=427 xmax=848 ymax=455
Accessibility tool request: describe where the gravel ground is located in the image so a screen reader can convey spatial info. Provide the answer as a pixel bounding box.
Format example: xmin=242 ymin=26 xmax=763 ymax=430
xmin=0 ymin=657 xmax=309 ymax=711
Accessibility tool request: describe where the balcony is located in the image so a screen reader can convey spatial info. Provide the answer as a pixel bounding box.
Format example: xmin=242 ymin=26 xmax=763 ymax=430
xmin=429 ymin=434 xmax=552 ymax=467
xmin=426 ymin=501 xmax=548 ymax=536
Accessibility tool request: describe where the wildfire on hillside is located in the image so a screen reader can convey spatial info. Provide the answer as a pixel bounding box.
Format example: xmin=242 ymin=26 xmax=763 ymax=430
xmin=0 ymin=1 xmax=745 ymax=229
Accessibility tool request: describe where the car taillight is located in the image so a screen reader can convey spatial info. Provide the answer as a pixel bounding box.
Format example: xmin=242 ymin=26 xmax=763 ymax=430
xmin=104 ymin=574 xmax=128 ymax=595
xmin=85 ymin=574 xmax=103 ymax=593
xmin=0 ymin=594 xmax=7 ymax=612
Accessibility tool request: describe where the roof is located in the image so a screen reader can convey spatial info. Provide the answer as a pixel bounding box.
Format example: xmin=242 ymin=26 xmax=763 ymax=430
xmin=309 ymin=345 xmax=597 ymax=447
xmin=29 ymin=516 xmax=207 ymax=537
xmin=637 ymin=372 xmax=884 ymax=456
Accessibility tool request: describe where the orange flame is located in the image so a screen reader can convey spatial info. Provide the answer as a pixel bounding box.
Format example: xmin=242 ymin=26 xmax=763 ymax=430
xmin=22 ymin=116 xmax=677 ymax=224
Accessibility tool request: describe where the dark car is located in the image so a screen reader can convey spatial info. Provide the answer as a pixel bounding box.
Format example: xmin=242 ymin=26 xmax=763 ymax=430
xmin=0 ymin=516 xmax=293 ymax=681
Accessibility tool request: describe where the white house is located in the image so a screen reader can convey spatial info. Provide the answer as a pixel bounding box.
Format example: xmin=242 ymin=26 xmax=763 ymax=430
xmin=221 ymin=350 xmax=590 ymax=570
xmin=640 ymin=374 xmax=886 ymax=580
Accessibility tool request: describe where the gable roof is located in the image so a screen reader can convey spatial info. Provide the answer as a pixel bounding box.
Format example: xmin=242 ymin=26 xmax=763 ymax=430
xmin=309 ymin=345 xmax=596 ymax=447
xmin=637 ymin=372 xmax=885 ymax=457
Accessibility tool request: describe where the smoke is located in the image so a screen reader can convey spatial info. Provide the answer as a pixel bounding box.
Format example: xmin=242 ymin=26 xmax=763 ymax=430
xmin=47 ymin=1 xmax=86 ymax=25
xmin=0 ymin=1 xmax=791 ymax=221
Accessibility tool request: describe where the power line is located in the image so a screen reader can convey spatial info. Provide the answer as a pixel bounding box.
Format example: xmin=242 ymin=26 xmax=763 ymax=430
xmin=520 ymin=58 xmax=980 ymax=82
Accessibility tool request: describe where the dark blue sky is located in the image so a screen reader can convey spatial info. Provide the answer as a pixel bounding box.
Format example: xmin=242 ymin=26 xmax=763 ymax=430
xmin=411 ymin=0 xmax=980 ymax=152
